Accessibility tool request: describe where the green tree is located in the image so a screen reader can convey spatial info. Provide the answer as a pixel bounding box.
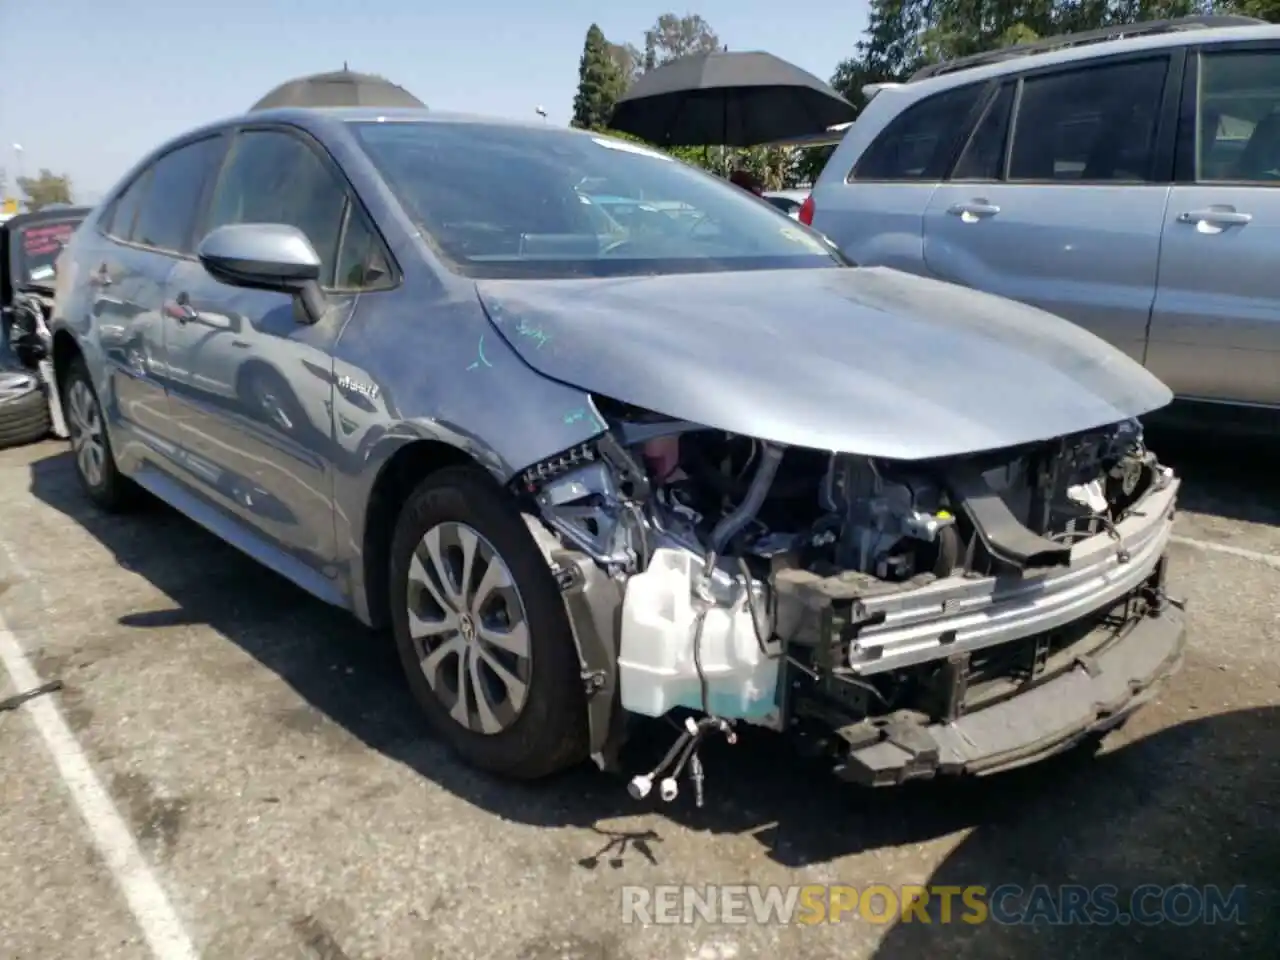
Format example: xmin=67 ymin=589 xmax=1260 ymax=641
xmin=608 ymin=41 xmax=645 ymax=84
xmin=17 ymin=169 xmax=73 ymax=211
xmin=572 ymin=24 xmax=627 ymax=131
xmin=1226 ymin=0 xmax=1280 ymax=20
xmin=642 ymin=12 xmax=722 ymax=66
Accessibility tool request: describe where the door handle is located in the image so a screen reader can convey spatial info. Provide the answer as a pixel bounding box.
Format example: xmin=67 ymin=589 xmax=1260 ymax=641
xmin=89 ymin=263 xmax=114 ymax=287
xmin=947 ymin=200 xmax=1001 ymax=220
xmin=164 ymin=291 xmax=199 ymax=324
xmin=1177 ymin=207 xmax=1252 ymax=227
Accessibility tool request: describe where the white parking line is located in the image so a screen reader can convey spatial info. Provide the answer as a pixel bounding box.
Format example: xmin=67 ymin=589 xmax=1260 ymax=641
xmin=1171 ymin=535 xmax=1280 ymax=571
xmin=0 ymin=545 xmax=199 ymax=960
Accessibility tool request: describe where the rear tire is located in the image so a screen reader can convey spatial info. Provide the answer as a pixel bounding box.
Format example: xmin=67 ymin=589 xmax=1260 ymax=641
xmin=0 ymin=371 xmax=51 ymax=450
xmin=62 ymin=355 xmax=139 ymax=511
xmin=388 ymin=465 xmax=588 ymax=779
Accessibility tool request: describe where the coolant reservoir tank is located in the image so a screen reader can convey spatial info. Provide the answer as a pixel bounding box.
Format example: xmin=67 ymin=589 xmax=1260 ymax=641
xmin=617 ymin=547 xmax=781 ymax=722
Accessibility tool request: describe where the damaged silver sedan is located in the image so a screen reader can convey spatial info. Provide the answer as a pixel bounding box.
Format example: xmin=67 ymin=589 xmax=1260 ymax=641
xmin=50 ymin=108 xmax=1185 ymax=803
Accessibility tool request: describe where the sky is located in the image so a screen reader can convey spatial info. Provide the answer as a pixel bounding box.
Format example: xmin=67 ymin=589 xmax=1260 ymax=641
xmin=0 ymin=0 xmax=869 ymax=204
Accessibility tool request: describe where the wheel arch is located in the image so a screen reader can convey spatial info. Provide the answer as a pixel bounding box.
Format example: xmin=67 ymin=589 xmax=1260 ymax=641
xmin=51 ymin=329 xmax=83 ymax=393
xmin=359 ymin=438 xmax=488 ymax=630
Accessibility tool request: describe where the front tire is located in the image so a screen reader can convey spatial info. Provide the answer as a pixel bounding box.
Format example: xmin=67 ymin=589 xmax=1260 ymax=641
xmin=63 ymin=356 xmax=138 ymax=511
xmin=388 ymin=466 xmax=588 ymax=779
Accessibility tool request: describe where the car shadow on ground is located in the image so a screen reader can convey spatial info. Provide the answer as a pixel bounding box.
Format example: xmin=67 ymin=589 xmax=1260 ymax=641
xmin=1142 ymin=420 xmax=1280 ymax=527
xmin=20 ymin=439 xmax=1279 ymax=931
xmin=867 ymin=705 xmax=1280 ymax=960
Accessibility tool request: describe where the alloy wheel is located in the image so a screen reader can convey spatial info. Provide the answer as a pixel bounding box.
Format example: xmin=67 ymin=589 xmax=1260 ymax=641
xmin=67 ymin=379 xmax=105 ymax=488
xmin=406 ymin=521 xmax=532 ymax=735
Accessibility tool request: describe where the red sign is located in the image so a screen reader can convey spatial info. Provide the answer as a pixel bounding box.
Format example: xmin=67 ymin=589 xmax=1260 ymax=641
xmin=21 ymin=222 xmax=78 ymax=258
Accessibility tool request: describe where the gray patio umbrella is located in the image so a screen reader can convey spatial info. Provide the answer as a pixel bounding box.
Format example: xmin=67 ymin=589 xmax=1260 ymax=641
xmin=251 ymin=66 xmax=425 ymax=110
xmin=608 ymin=50 xmax=856 ymax=148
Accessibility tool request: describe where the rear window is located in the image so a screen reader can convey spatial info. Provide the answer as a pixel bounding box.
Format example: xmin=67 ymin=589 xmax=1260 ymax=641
xmin=850 ymin=82 xmax=987 ymax=181
xmin=16 ymin=218 xmax=82 ymax=284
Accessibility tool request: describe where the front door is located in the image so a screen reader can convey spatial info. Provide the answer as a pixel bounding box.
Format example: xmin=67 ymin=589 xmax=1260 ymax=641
xmin=162 ymin=261 xmax=347 ymax=571
xmin=922 ymin=54 xmax=1177 ymax=363
xmin=160 ymin=124 xmax=372 ymax=573
xmin=1147 ymin=43 xmax=1280 ymax=406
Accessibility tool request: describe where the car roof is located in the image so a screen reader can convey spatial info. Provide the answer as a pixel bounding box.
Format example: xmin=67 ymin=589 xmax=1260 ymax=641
xmin=899 ymin=19 xmax=1280 ymax=98
xmin=102 ymin=107 xmax=617 ymax=212
xmin=177 ymin=106 xmax=593 ymax=143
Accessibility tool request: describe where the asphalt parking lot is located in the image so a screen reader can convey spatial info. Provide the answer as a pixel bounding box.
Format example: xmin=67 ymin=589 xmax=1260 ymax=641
xmin=1 ymin=428 xmax=1277 ymax=960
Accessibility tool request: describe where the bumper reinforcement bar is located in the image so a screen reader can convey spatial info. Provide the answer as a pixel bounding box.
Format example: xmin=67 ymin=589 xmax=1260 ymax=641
xmin=832 ymin=600 xmax=1187 ymax=786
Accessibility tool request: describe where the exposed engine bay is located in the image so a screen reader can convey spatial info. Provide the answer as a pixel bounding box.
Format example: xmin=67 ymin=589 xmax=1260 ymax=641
xmin=517 ymin=395 xmax=1182 ymax=801
xmin=532 ymin=397 xmax=1164 ymax=579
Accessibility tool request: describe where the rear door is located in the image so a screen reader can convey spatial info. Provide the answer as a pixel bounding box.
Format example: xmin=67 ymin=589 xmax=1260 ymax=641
xmin=84 ymin=168 xmax=165 ymax=464
xmin=812 ymin=80 xmax=990 ymax=272
xmin=1147 ymin=40 xmax=1280 ymax=406
xmin=922 ymin=52 xmax=1182 ymax=363
xmin=105 ymin=134 xmax=229 ymax=465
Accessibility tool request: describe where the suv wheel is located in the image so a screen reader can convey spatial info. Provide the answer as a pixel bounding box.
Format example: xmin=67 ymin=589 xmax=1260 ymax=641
xmin=388 ymin=466 xmax=588 ymax=779
xmin=63 ymin=356 xmax=137 ymax=511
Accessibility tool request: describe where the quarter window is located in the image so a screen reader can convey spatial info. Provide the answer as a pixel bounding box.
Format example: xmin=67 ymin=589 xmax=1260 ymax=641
xmin=851 ymin=82 xmax=986 ymax=181
xmin=205 ymin=129 xmax=350 ymax=285
xmin=334 ymin=207 xmax=391 ymax=290
xmin=131 ymin=137 xmax=225 ymax=253
xmin=1195 ymin=49 xmax=1280 ymax=183
xmin=1007 ymin=58 xmax=1168 ymax=183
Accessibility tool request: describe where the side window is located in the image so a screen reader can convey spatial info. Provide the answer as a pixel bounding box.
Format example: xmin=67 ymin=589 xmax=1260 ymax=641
xmin=1008 ymin=58 xmax=1168 ymax=183
xmin=131 ymin=137 xmax=225 ymax=253
xmin=851 ymin=82 xmax=986 ymax=181
xmin=104 ymin=172 xmax=151 ymax=243
xmin=1196 ymin=49 xmax=1280 ymax=183
xmin=334 ymin=208 xmax=392 ymax=290
xmin=205 ymin=129 xmax=348 ymax=285
xmin=952 ymin=84 xmax=1014 ymax=180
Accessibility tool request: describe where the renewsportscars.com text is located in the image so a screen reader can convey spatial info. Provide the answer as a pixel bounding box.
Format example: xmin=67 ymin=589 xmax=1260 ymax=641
xmin=620 ymin=883 xmax=1248 ymax=927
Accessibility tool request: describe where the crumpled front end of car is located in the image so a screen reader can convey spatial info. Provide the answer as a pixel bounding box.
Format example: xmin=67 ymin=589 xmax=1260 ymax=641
xmin=515 ymin=398 xmax=1185 ymax=796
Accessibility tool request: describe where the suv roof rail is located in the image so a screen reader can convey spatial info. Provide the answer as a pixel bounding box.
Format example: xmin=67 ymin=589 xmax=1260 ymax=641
xmin=907 ymin=14 xmax=1268 ymax=82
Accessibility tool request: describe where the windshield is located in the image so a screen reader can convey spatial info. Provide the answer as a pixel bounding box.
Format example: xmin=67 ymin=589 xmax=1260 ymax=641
xmin=350 ymin=120 xmax=844 ymax=279
xmin=16 ymin=218 xmax=82 ymax=285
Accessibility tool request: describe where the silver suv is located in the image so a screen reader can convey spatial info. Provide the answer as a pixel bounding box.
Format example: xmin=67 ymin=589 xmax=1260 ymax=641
xmin=806 ymin=15 xmax=1280 ymax=412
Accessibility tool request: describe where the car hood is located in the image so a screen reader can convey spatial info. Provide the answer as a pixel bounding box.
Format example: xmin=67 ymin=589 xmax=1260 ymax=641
xmin=473 ymin=266 xmax=1173 ymax=461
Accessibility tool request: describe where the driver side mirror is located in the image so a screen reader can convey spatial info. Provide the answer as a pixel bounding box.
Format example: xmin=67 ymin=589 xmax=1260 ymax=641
xmin=196 ymin=223 xmax=327 ymax=324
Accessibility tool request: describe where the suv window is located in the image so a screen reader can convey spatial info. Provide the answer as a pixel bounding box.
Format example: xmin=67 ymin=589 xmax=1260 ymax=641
xmin=851 ymin=82 xmax=986 ymax=181
xmin=952 ymin=84 xmax=1014 ymax=180
xmin=1196 ymin=49 xmax=1280 ymax=183
xmin=131 ymin=137 xmax=225 ymax=253
xmin=1008 ymin=58 xmax=1168 ymax=183
xmin=205 ymin=129 xmax=350 ymax=286
xmin=104 ymin=171 xmax=151 ymax=242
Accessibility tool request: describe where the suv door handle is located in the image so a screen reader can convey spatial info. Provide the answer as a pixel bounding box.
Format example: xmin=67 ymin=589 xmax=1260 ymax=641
xmin=1177 ymin=207 xmax=1252 ymax=227
xmin=89 ymin=263 xmax=114 ymax=287
xmin=947 ymin=200 xmax=1000 ymax=220
xmin=163 ymin=291 xmax=199 ymax=324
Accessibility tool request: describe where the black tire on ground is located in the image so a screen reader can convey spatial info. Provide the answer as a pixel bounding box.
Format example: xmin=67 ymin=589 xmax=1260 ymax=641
xmin=62 ymin=355 xmax=140 ymax=511
xmin=0 ymin=371 xmax=51 ymax=450
xmin=388 ymin=465 xmax=589 ymax=780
